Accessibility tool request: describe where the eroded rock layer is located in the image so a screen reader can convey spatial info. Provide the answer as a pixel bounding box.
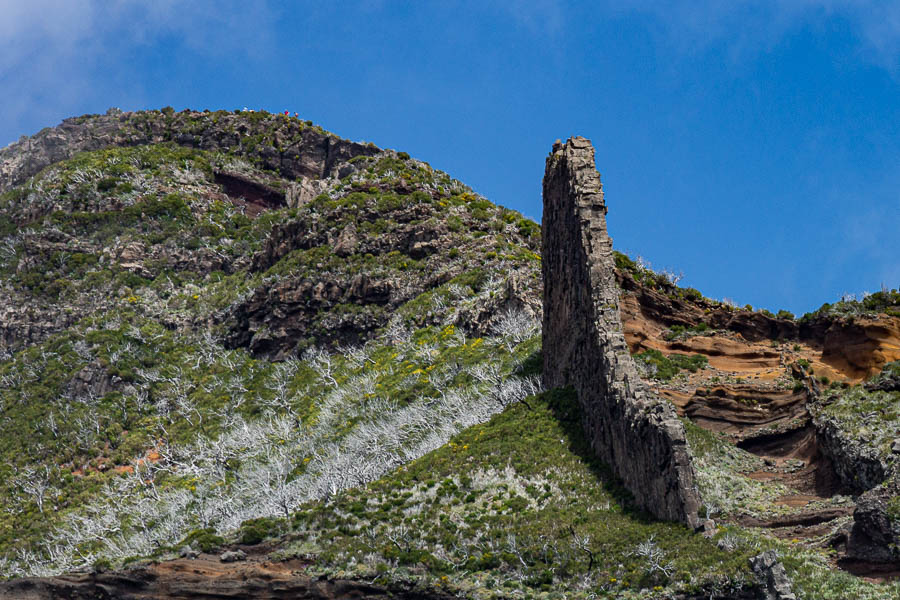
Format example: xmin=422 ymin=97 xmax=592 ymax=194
xmin=541 ymin=136 xmax=701 ymax=527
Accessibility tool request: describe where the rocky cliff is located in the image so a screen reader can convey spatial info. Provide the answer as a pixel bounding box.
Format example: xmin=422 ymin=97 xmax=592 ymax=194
xmin=541 ymin=136 xmax=701 ymax=527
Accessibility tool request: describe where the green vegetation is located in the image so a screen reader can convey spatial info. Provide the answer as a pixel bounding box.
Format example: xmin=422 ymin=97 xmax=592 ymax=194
xmin=613 ymin=251 xmax=706 ymax=304
xmin=801 ymin=289 xmax=900 ymax=321
xmin=814 ymin=362 xmax=900 ymax=466
xmin=276 ymin=388 xmax=759 ymax=598
xmin=178 ymin=528 xmax=226 ymax=553
xmin=663 ymin=322 xmax=710 ymax=341
xmin=684 ymin=421 xmax=791 ymax=518
xmin=634 ymin=349 xmax=708 ymax=381
xmin=4 ymin=110 xmax=900 ymax=599
xmin=238 ymin=517 xmax=288 ymax=545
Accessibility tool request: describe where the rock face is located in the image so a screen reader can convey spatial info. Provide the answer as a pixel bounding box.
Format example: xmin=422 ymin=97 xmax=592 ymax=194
xmin=749 ymin=550 xmax=797 ymax=600
xmin=541 ymin=136 xmax=701 ymax=527
xmin=0 ymin=556 xmax=458 ymax=600
xmin=813 ymin=413 xmax=888 ymax=494
xmin=846 ymin=478 xmax=900 ymax=563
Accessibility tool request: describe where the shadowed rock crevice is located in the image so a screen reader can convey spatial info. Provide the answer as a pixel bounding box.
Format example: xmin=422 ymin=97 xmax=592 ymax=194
xmin=214 ymin=171 xmax=286 ymax=216
xmin=541 ymin=136 xmax=701 ymax=527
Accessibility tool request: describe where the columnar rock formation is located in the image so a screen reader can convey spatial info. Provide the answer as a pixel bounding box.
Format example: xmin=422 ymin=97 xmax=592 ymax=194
xmin=541 ymin=136 xmax=701 ymax=527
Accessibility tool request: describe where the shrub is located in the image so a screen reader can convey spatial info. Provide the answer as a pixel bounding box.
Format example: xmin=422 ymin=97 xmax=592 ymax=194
xmin=635 ymin=349 xmax=707 ymax=380
xmin=178 ymin=528 xmax=225 ymax=552
xmin=96 ymin=177 xmax=118 ymax=192
xmin=683 ymin=287 xmax=703 ymax=301
xmin=664 ymin=322 xmax=707 ymax=341
xmin=238 ymin=516 xmax=285 ymax=545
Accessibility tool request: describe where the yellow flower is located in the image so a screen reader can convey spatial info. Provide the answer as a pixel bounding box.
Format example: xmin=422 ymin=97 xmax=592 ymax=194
xmin=192 ymin=294 xmax=199 ymax=300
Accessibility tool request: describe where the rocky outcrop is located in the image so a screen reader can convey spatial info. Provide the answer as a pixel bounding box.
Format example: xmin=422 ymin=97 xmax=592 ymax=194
xmin=813 ymin=414 xmax=889 ymax=494
xmin=800 ymin=315 xmax=900 ymax=379
xmin=0 ymin=292 xmax=80 ymax=351
xmin=0 ymin=556 xmax=458 ymax=600
xmin=749 ymin=550 xmax=797 ymax=600
xmin=0 ymin=108 xmax=380 ymax=194
xmin=846 ymin=478 xmax=900 ymax=563
xmin=865 ymin=361 xmax=900 ymax=392
xmin=541 ymin=136 xmax=701 ymax=527
xmin=618 ymin=270 xmax=900 ymax=382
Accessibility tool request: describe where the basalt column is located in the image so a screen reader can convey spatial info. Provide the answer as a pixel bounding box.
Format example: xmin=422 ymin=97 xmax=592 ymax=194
xmin=542 ymin=136 xmax=701 ymax=528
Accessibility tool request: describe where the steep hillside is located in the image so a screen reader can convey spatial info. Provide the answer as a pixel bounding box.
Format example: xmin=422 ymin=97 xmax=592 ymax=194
xmin=0 ymin=108 xmax=541 ymax=573
xmin=1 ymin=111 xmax=899 ymax=599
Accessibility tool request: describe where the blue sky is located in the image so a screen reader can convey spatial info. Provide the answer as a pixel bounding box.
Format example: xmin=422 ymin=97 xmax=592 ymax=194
xmin=2 ymin=1 xmax=899 ymax=315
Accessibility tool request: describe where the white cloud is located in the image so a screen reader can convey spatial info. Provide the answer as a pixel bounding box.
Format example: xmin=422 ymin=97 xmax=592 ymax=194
xmin=610 ymin=0 xmax=900 ymax=72
xmin=0 ymin=0 xmax=277 ymax=143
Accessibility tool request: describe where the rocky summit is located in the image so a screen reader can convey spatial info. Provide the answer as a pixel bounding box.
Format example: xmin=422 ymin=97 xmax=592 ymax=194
xmin=1 ymin=110 xmax=900 ymax=599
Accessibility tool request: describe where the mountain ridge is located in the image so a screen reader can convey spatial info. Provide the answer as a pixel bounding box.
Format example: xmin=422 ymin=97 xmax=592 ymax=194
xmin=1 ymin=110 xmax=900 ymax=598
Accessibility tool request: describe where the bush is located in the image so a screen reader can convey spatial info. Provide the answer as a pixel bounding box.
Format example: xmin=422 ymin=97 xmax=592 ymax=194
xmin=776 ymin=309 xmax=795 ymax=320
xmin=96 ymin=177 xmax=118 ymax=192
xmin=663 ymin=322 xmax=707 ymax=341
xmin=635 ymin=349 xmax=708 ymax=381
xmin=683 ymin=287 xmax=703 ymax=301
xmin=178 ymin=528 xmax=225 ymax=552
xmin=238 ymin=516 xmax=285 ymax=545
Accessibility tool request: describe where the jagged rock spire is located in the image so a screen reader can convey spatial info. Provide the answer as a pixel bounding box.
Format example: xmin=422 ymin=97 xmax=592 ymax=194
xmin=541 ymin=136 xmax=701 ymax=527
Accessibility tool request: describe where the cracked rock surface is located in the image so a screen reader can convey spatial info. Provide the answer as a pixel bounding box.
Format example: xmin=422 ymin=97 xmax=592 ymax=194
xmin=541 ymin=136 xmax=701 ymax=527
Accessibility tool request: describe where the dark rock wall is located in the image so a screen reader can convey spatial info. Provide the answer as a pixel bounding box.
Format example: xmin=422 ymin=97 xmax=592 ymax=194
xmin=846 ymin=478 xmax=900 ymax=563
xmin=541 ymin=136 xmax=701 ymax=527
